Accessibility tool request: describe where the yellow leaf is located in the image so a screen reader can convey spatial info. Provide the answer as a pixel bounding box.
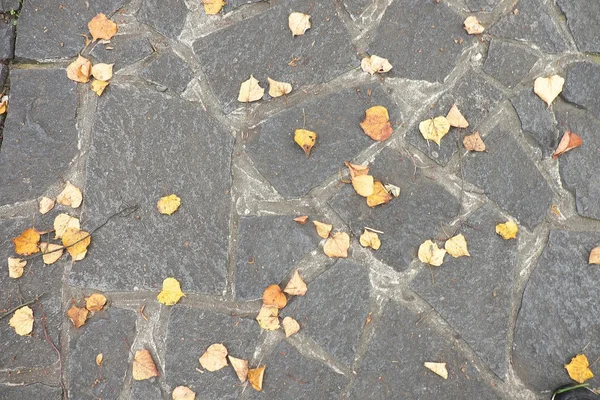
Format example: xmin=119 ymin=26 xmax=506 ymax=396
xmin=313 ymin=220 xmax=332 ymax=239
xmin=39 ymin=197 xmax=55 ymax=214
xmin=534 ymin=75 xmax=564 ymax=106
xmin=67 ymin=305 xmax=89 ymax=328
xmin=463 ymin=16 xmax=484 ymax=34
xmin=360 ymin=230 xmax=381 ymax=250
xmin=172 ymin=386 xmax=196 ymax=400
xmin=352 ymin=175 xmax=374 ymax=197
xmin=419 ymin=116 xmax=450 ymax=146
xmin=294 ymin=129 xmax=317 ymax=156
xmin=133 ymin=349 xmax=159 ymax=380
xmin=360 ymin=106 xmax=393 ymax=142
xmin=8 ymin=257 xmax=26 ymax=279
xmin=67 ymin=55 xmax=92 ymax=83
xmin=360 ymin=55 xmax=392 ymax=76
xmin=367 ymin=181 xmax=393 ymax=207
xmin=88 ymin=13 xmax=118 ymax=41
xmin=53 ymin=213 xmax=80 ymax=239
xmin=496 ymin=221 xmax=518 ymax=240
xmin=446 ymin=104 xmax=469 ymax=128
xmin=256 ymin=305 xmax=280 ymax=330
xmin=284 ymin=270 xmax=307 ymax=296
xmin=91 ymin=63 xmax=113 ymax=81
xmin=203 ymin=0 xmax=225 ymax=15
xmin=418 ymin=240 xmax=446 ymax=266
xmin=345 ymin=161 xmax=369 ymax=179
xmin=9 ymin=306 xmax=34 ymax=336
xmin=424 ymin=362 xmax=448 ymax=379
xmin=293 ymin=215 xmax=308 ymax=224
xmin=564 ymin=354 xmax=594 ymax=384
xmin=199 ymin=343 xmax=228 ymax=372
xmin=57 ymin=182 xmax=83 ymax=208
xmin=157 ymin=277 xmax=185 ymax=305
xmin=228 ymin=356 xmax=248 ymax=383
xmin=39 ymin=242 xmax=64 ymax=265
xmin=323 ymin=232 xmax=350 ymax=258
xmin=589 ymin=247 xmax=600 ymax=265
xmin=463 ymin=131 xmax=486 ymax=152
xmin=96 ymin=353 xmax=103 ymax=366
xmin=248 ymin=365 xmax=265 ymax=391
xmin=288 ymin=12 xmax=311 ymax=36
xmin=282 ymin=316 xmax=300 ymax=337
xmin=238 ymin=75 xmax=264 ymax=103
xmin=91 ymin=79 xmax=110 ymax=96
xmin=445 ymin=234 xmax=470 ymax=258
xmin=267 ymin=77 xmax=292 ymax=97
xmin=553 ymin=130 xmax=583 ymax=159
xmin=62 ymin=228 xmax=91 ymax=261
xmin=85 ymin=293 xmax=107 ymax=311
xmin=157 ymin=194 xmax=181 ymax=215
xmin=12 ymin=228 xmax=40 ymax=256
xmin=262 ymin=284 xmax=287 ymax=309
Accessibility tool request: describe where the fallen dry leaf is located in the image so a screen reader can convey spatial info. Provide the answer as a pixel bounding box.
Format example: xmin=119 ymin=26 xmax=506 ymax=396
xmin=352 ymin=175 xmax=374 ymax=197
xmin=91 ymin=79 xmax=110 ymax=96
xmin=419 ymin=116 xmax=450 ymax=146
xmin=157 ymin=277 xmax=185 ymax=305
xmin=8 ymin=257 xmax=26 ymax=279
xmin=62 ymin=228 xmax=91 ymax=261
xmin=256 ymin=305 xmax=280 ymax=330
xmin=248 ymin=365 xmax=265 ymax=391
xmin=228 ymin=356 xmax=248 ymax=383
xmin=589 ymin=247 xmax=600 ymax=265
xmin=85 ymin=293 xmax=107 ymax=311
xmin=293 ymin=215 xmax=309 ymax=224
xmin=53 ymin=213 xmax=80 ymax=239
xmin=360 ymin=230 xmax=381 ymax=250
xmin=553 ymin=130 xmax=582 ymax=159
xmin=0 ymin=99 xmax=6 ymax=114
xmin=39 ymin=242 xmax=64 ymax=265
xmin=88 ymin=13 xmax=117 ymax=41
xmin=57 ymin=182 xmax=83 ymax=208
xmin=238 ymin=75 xmax=264 ymax=103
xmin=384 ymin=183 xmax=401 ymax=197
xmin=463 ymin=131 xmax=486 ymax=152
xmin=39 ymin=197 xmax=55 ymax=214
xmin=262 ymin=284 xmax=287 ymax=309
xmin=203 ymin=0 xmax=225 ymax=15
xmin=67 ymin=55 xmax=92 ymax=83
xmin=67 ymin=305 xmax=89 ymax=328
xmin=294 ymin=129 xmax=317 ymax=156
xmin=172 ymin=386 xmax=196 ymax=400
xmin=157 ymin=194 xmax=181 ymax=215
xmin=267 ymin=78 xmax=292 ymax=98
xmin=282 ymin=316 xmax=300 ymax=337
xmin=313 ymin=220 xmax=333 ymax=239
xmin=13 ymin=228 xmax=40 ymax=256
xmin=360 ymin=106 xmax=393 ymax=142
xmin=345 ymin=161 xmax=369 ymax=179
xmin=446 ymin=104 xmax=469 ymax=128
xmin=284 ymin=270 xmax=307 ymax=296
xmin=9 ymin=306 xmax=34 ymax=336
xmin=464 ymin=16 xmax=484 ymax=34
xmin=424 ymin=362 xmax=448 ymax=379
xmin=496 ymin=221 xmax=518 ymax=240
xmin=199 ymin=343 xmax=228 ymax=372
xmin=367 ymin=181 xmax=393 ymax=208
xmin=361 ymin=55 xmax=393 ymax=76
xmin=534 ymin=75 xmax=564 ymax=106
xmin=133 ymin=349 xmax=159 ymax=380
xmin=564 ymin=354 xmax=594 ymax=384
xmin=91 ymin=63 xmax=113 ymax=81
xmin=418 ymin=240 xmax=446 ymax=266
xmin=323 ymin=232 xmax=350 ymax=258
xmin=289 ymin=12 xmax=311 ymax=36
xmin=445 ymin=234 xmax=470 ymax=258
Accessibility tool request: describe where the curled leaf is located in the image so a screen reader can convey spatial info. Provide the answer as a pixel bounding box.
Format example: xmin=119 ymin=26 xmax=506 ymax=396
xmin=360 ymin=230 xmax=381 ymax=250
xmin=8 ymin=257 xmax=26 ymax=279
xmin=88 ymin=13 xmax=118 ymax=41
xmin=345 ymin=161 xmax=369 ymax=179
xmin=282 ymin=316 xmax=300 ymax=337
xmin=289 ymin=12 xmax=311 ymax=36
xmin=96 ymin=353 xmax=103 ymax=366
xmin=133 ymin=349 xmax=159 ymax=380
xmin=313 ymin=220 xmax=332 ymax=239
xmin=352 ymin=175 xmax=374 ymax=197
xmin=248 ymin=365 xmax=265 ymax=391
xmin=293 ymin=215 xmax=308 ymax=224
xmin=463 ymin=131 xmax=486 ymax=152
xmin=419 ymin=116 xmax=450 ymax=146
xmin=552 ymin=130 xmax=582 ymax=159
xmin=62 ymin=228 xmax=91 ymax=261
xmin=418 ymin=240 xmax=446 ymax=266
xmin=323 ymin=232 xmax=350 ymax=258
xmin=199 ymin=343 xmax=228 ymax=372
xmin=267 ymin=78 xmax=292 ymax=97
xmin=464 ymin=16 xmax=484 ymax=34
xmin=157 ymin=194 xmax=181 ymax=215
xmin=13 ymin=228 xmax=40 ymax=256
xmin=157 ymin=277 xmax=185 ymax=305
xmin=496 ymin=221 xmax=518 ymax=240
xmin=9 ymin=306 xmax=34 ymax=336
xmin=85 ymin=293 xmax=107 ymax=311
xmin=446 ymin=104 xmax=469 ymax=128
xmin=534 ymin=75 xmax=564 ymax=106
xmin=384 ymin=183 xmax=401 ymax=197
xmin=284 ymin=270 xmax=307 ymax=296
xmin=67 ymin=305 xmax=89 ymax=328
xmin=67 ymin=55 xmax=92 ymax=83
xmin=256 ymin=305 xmax=280 ymax=330
xmin=564 ymin=354 xmax=594 ymax=384
xmin=294 ymin=129 xmax=317 ymax=156
xmin=445 ymin=234 xmax=470 ymax=258
xmin=360 ymin=106 xmax=393 ymax=142
xmin=57 ymin=182 xmax=83 ymax=208
xmin=367 ymin=181 xmax=393 ymax=207
xmin=361 ymin=55 xmax=393 ymax=76
xmin=262 ymin=284 xmax=287 ymax=309
xmin=238 ymin=75 xmax=264 ymax=103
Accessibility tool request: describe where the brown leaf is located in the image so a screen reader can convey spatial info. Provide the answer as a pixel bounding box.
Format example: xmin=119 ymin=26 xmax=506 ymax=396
xmin=446 ymin=104 xmax=469 ymax=128
xmin=323 ymin=232 xmax=350 ymax=258
xmin=8 ymin=257 xmax=26 ymax=279
xmin=359 ymin=230 xmax=381 ymax=250
xmin=345 ymin=161 xmax=369 ymax=179
xmin=57 ymin=182 xmax=83 ymax=208
xmin=256 ymin=305 xmax=280 ymax=330
xmin=464 ymin=16 xmax=484 ymax=34
xmin=283 ymin=270 xmax=307 ymax=296
xmin=13 ymin=228 xmax=40 ymax=256
xmin=91 ymin=63 xmax=113 ymax=81
xmin=293 ymin=215 xmax=308 ymax=224
xmin=9 ymin=306 xmax=34 ymax=336
xmin=157 ymin=194 xmax=181 ymax=215
xmin=352 ymin=175 xmax=374 ymax=197
xmin=361 ymin=55 xmax=393 ymax=76
xmin=553 ymin=130 xmax=582 ymax=159
xmin=424 ymin=362 xmax=448 ymax=379
xmin=282 ymin=316 xmax=300 ymax=337
xmin=248 ymin=365 xmax=265 ymax=391
xmin=88 ymin=13 xmax=118 ymax=41
xmin=267 ymin=77 xmax=292 ymax=97
xmin=133 ymin=349 xmax=159 ymax=380
xmin=367 ymin=181 xmax=393 ymax=208
xmin=463 ymin=131 xmax=486 ymax=152
xmin=39 ymin=197 xmax=55 ymax=214
xmin=66 ymin=55 xmax=92 ymax=83
xmin=203 ymin=0 xmax=225 ymax=15
xmin=360 ymin=106 xmax=393 ymax=141
xmin=39 ymin=242 xmax=64 ymax=265
xmin=564 ymin=354 xmax=594 ymax=384
xmin=62 ymin=228 xmax=91 ymax=261
xmin=199 ymin=343 xmax=228 ymax=372
xmin=534 ymin=75 xmax=564 ymax=106
xmin=238 ymin=75 xmax=264 ymax=103
xmin=262 ymin=284 xmax=287 ymax=309
xmin=85 ymin=293 xmax=107 ymax=311
xmin=53 ymin=213 xmax=80 ymax=239
xmin=288 ymin=12 xmax=311 ymax=36
xmin=228 ymin=356 xmax=248 ymax=383
xmin=294 ymin=129 xmax=317 ymax=156
xmin=313 ymin=220 xmax=332 ymax=239
xmin=67 ymin=305 xmax=89 ymax=328
xmin=91 ymin=79 xmax=110 ymax=96
xmin=589 ymin=247 xmax=600 ymax=265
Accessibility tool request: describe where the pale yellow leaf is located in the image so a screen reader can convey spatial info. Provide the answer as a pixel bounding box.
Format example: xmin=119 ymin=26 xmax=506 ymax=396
xmin=445 ymin=234 xmax=470 ymax=258
xmin=267 ymin=77 xmax=292 ymax=97
xmin=345 ymin=161 xmax=370 ymax=179
xmin=66 ymin=55 xmax=92 ymax=83
xmin=39 ymin=197 xmax=55 ymax=214
xmin=464 ymin=16 xmax=484 ymax=34
xmin=424 ymin=362 xmax=448 ymax=379
xmin=91 ymin=79 xmax=110 ymax=96
xmin=91 ymin=63 xmax=113 ymax=81
xmin=88 ymin=13 xmax=118 ymax=41
xmin=96 ymin=353 xmax=103 ymax=366
xmin=238 ymin=75 xmax=264 ymax=103
xmin=289 ymin=12 xmax=311 ymax=36
xmin=463 ymin=131 xmax=486 ymax=152
xmin=446 ymin=104 xmax=469 ymax=128
xmin=9 ymin=306 xmax=34 ymax=336
xmin=361 ymin=55 xmax=393 ymax=76
xmin=228 ymin=356 xmax=248 ymax=383
xmin=323 ymin=232 xmax=350 ymax=258
xmin=534 ymin=75 xmax=564 ymax=106
xmin=589 ymin=247 xmax=600 ymax=265
xmin=418 ymin=240 xmax=446 ymax=266
xmin=172 ymin=386 xmax=196 ymax=400
xmin=282 ymin=316 xmax=300 ymax=337
xmin=57 ymin=182 xmax=83 ymax=208
xmin=384 ymin=183 xmax=401 ymax=197
xmin=564 ymin=354 xmax=594 ymax=384
xmin=256 ymin=305 xmax=280 ymax=330
xmin=39 ymin=242 xmax=64 ymax=265
xmin=283 ymin=270 xmax=307 ymax=296
xmin=8 ymin=257 xmax=26 ymax=279
xmin=85 ymin=293 xmax=107 ymax=311
xmin=496 ymin=221 xmax=518 ymax=240
xmin=53 ymin=213 xmax=80 ymax=239
xmin=313 ymin=220 xmax=332 ymax=239
xmin=352 ymin=175 xmax=374 ymax=197
xmin=199 ymin=343 xmax=228 ymax=372
xmin=133 ymin=349 xmax=159 ymax=380
xmin=360 ymin=230 xmax=381 ymax=250
xmin=419 ymin=116 xmax=450 ymax=146
xmin=157 ymin=277 xmax=185 ymax=305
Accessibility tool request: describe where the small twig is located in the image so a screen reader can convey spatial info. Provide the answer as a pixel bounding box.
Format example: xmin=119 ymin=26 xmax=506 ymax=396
xmin=415 ymin=308 xmax=435 ymax=326
xmin=302 ymin=108 xmax=306 ymax=129
xmin=364 ymin=226 xmax=384 ymax=234
xmin=0 ymin=293 xmax=46 ymax=320
xmin=38 ymin=299 xmax=66 ymax=398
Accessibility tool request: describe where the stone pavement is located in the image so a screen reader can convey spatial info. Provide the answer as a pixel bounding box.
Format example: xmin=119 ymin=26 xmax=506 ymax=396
xmin=1 ymin=0 xmax=599 ymax=399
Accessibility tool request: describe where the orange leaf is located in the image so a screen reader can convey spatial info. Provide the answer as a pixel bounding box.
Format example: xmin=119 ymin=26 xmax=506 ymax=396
xmin=553 ymin=130 xmax=582 ymax=159
xmin=345 ymin=161 xmax=369 ymax=179
xmin=293 ymin=215 xmax=308 ymax=224
xmin=463 ymin=131 xmax=486 ymax=152
xmin=66 ymin=55 xmax=92 ymax=83
xmin=283 ymin=270 xmax=307 ymax=296
xmin=313 ymin=220 xmax=332 ymax=238
xmin=85 ymin=293 xmax=107 ymax=311
xmin=13 ymin=228 xmax=40 ymax=256
xmin=294 ymin=129 xmax=317 ymax=156
xmin=360 ymin=106 xmax=393 ymax=141
xmin=323 ymin=232 xmax=350 ymax=258
xmin=367 ymin=181 xmax=393 ymax=207
xmin=133 ymin=349 xmax=159 ymax=380
xmin=248 ymin=365 xmax=265 ymax=391
xmin=67 ymin=305 xmax=89 ymax=328
xmin=199 ymin=343 xmax=228 ymax=372
xmin=88 ymin=13 xmax=118 ymax=41
xmin=62 ymin=228 xmax=91 ymax=261
xmin=262 ymin=284 xmax=287 ymax=309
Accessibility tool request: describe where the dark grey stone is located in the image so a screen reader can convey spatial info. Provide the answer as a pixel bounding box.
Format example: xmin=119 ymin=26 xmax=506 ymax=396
xmin=488 ymin=0 xmax=566 ymax=54
xmin=557 ymin=0 xmax=600 ymax=53
xmin=137 ymin=0 xmax=188 ymax=40
xmin=464 ymin=0 xmax=499 ymax=12
xmin=131 ymin=379 xmax=162 ymax=399
xmin=410 ymin=205 xmax=517 ymax=379
xmin=408 ymin=70 xmax=504 ymax=166
xmin=562 ymin=62 xmax=600 ymax=121
xmin=141 ymin=51 xmax=194 ymax=94
xmin=69 ymin=83 xmax=234 ymax=294
xmin=246 ymin=341 xmax=348 ymax=399
xmin=368 ymin=0 xmax=472 ymax=83
xmin=554 ymin=103 xmax=600 ymax=220
xmin=165 ymin=307 xmax=261 ymax=399
xmin=0 ymin=18 xmax=14 ymax=60
xmin=90 ymin=35 xmax=155 ymax=71
xmin=483 ymin=39 xmax=538 ymax=88
xmin=236 ymin=215 xmax=319 ymax=300
xmin=193 ymin=0 xmax=357 ymax=112
xmin=510 ymin=89 xmax=558 ymax=156
xmin=0 ymin=63 xmax=8 ymax=88
xmin=283 ymin=260 xmax=370 ymax=366
xmin=352 ymin=301 xmax=501 ymax=399
xmin=68 ymin=308 xmax=137 ymax=400
xmin=223 ymin=0 xmax=265 ymax=14
xmin=0 ymin=0 xmax=19 ymax=12
xmin=0 ymin=69 xmax=78 ymax=204
xmin=0 ymin=384 xmax=62 ymax=399
xmin=512 ymin=231 xmax=600 ymax=392
xmin=329 ymin=147 xmax=460 ymax=270
xmin=244 ymin=84 xmax=399 ymax=198
xmin=15 ymin=0 xmax=126 ymax=60
xmin=463 ymin=117 xmax=553 ymax=229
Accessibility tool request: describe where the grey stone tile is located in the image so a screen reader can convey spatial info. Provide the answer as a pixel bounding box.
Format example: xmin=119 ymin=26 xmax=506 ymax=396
xmin=351 ymin=301 xmax=501 ymax=399
xmin=90 ymin=35 xmax=155 ymax=71
xmin=165 ymin=307 xmax=261 ymax=399
xmin=15 ymin=0 xmax=126 ymax=60
xmin=512 ymin=231 xmax=600 ymax=392
xmin=343 ymin=0 xmax=373 ymax=19
xmin=0 ymin=0 xmax=19 ymax=12
xmin=329 ymin=147 xmax=460 ymax=270
xmin=410 ymin=205 xmax=517 ymax=379
xmin=193 ymin=0 xmax=357 ymax=112
xmin=69 ymin=83 xmax=233 ymax=294
xmin=0 ymin=69 xmax=77 ymax=206
xmin=67 ymin=308 xmax=137 ymax=400
xmin=244 ymin=84 xmax=398 ymax=199
xmin=483 ymin=39 xmax=538 ymax=88
xmin=0 ymin=63 xmax=8 ymax=88
xmin=137 ymin=0 xmax=188 ymax=40
xmin=510 ymin=89 xmax=558 ymax=156
xmin=224 ymin=0 xmax=265 ymax=13
xmin=236 ymin=215 xmax=320 ymax=300
xmin=0 ymin=384 xmax=62 ymax=399
xmin=283 ymin=260 xmax=370 ymax=366
xmin=0 ymin=18 xmax=14 ymax=60
xmin=488 ymin=0 xmax=566 ymax=54
xmin=368 ymin=0 xmax=473 ymax=83
xmin=562 ymin=62 xmax=600 ymax=121
xmin=141 ymin=51 xmax=194 ymax=94
xmin=131 ymin=379 xmax=162 ymax=399
xmin=557 ymin=0 xmax=600 ymax=54
xmin=464 ymin=0 xmax=500 ymax=12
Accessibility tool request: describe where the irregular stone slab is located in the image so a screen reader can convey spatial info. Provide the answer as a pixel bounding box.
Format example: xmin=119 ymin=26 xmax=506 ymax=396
xmin=131 ymin=380 xmax=162 ymax=399
xmin=283 ymin=260 xmax=370 ymax=366
xmin=15 ymin=0 xmax=126 ymax=60
xmin=562 ymin=62 xmax=600 ymax=121
xmin=165 ymin=307 xmax=261 ymax=399
xmin=343 ymin=0 xmax=373 ymax=19
xmin=68 ymin=308 xmax=137 ymax=400
xmin=352 ymin=302 xmax=501 ymax=399
xmin=0 ymin=384 xmax=62 ymax=399
xmin=137 ymin=0 xmax=188 ymax=40
xmin=236 ymin=216 xmax=319 ymax=300
xmin=0 ymin=0 xmax=19 ymax=12
xmin=554 ymin=103 xmax=600 ymax=220
xmin=90 ymin=35 xmax=154 ymax=71
xmin=140 ymin=51 xmax=194 ymax=94
xmin=513 ymin=231 xmax=600 ymax=392
xmin=368 ymin=0 xmax=472 ymax=83
xmin=0 ymin=63 xmax=8 ymax=88
xmin=465 ymin=0 xmax=500 ymax=12
xmin=0 ymin=69 xmax=77 ymax=206
xmin=510 ymin=89 xmax=557 ymax=156
xmin=0 ymin=18 xmax=14 ymax=60
xmin=463 ymin=115 xmax=553 ymax=229
xmin=483 ymin=39 xmax=538 ymax=88
xmin=223 ymin=0 xmax=264 ymax=13
xmin=329 ymin=147 xmax=460 ymax=270
xmin=246 ymin=341 xmax=348 ymax=399
xmin=245 ymin=84 xmax=397 ymax=198
xmin=411 ymin=205 xmax=517 ymax=379
xmin=557 ymin=0 xmax=600 ymax=53
xmin=488 ymin=0 xmax=566 ymax=54
xmin=409 ymin=70 xmax=504 ymax=165
xmin=193 ymin=0 xmax=357 ymax=112
xmin=69 ymin=83 xmax=233 ymax=294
